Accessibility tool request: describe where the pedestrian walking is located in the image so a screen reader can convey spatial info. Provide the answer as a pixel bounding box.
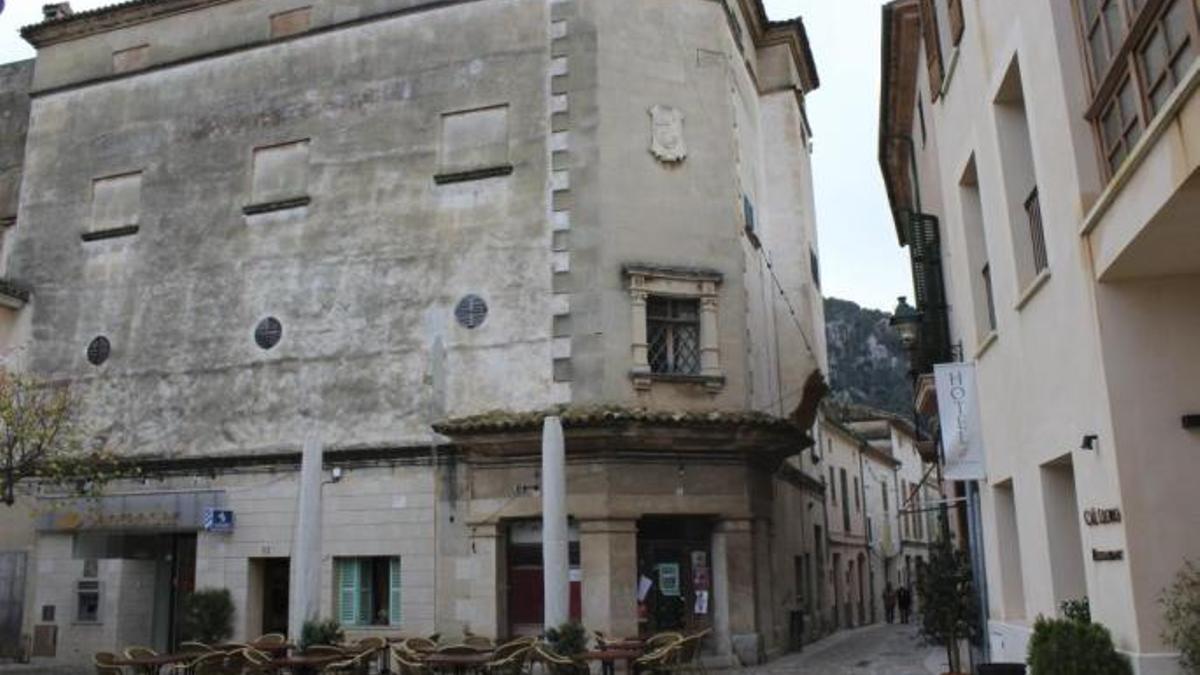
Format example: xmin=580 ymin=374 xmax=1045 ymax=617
xmin=897 ymin=585 xmax=912 ymax=624
xmin=883 ymin=583 xmax=897 ymax=624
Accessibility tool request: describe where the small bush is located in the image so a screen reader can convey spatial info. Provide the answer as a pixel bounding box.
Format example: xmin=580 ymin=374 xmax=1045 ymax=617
xmin=179 ymin=588 xmax=235 ymax=644
xmin=300 ymin=618 xmax=344 ymax=650
xmin=1162 ymin=559 xmax=1200 ymax=674
xmin=1060 ymin=597 xmax=1091 ymax=624
xmin=544 ymin=621 xmax=587 ymax=656
xmin=1027 ymin=615 xmax=1131 ymax=675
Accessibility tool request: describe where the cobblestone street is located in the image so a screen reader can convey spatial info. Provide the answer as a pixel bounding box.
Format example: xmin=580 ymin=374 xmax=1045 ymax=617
xmin=744 ymin=623 xmax=947 ymax=675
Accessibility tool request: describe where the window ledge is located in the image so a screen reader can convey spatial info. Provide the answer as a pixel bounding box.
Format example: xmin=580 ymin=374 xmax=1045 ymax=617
xmin=631 ymin=371 xmax=725 ymax=392
xmin=243 ymin=196 xmax=311 ymax=216
xmin=974 ymin=330 xmax=998 ymax=360
xmin=1014 ymin=269 xmax=1051 ymax=311
xmin=81 ymin=225 xmax=139 ymax=242
xmin=434 ymin=164 xmax=514 ymax=185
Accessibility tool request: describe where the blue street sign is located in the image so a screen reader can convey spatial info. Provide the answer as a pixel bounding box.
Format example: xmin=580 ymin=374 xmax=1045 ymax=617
xmin=203 ymin=508 xmax=235 ymax=533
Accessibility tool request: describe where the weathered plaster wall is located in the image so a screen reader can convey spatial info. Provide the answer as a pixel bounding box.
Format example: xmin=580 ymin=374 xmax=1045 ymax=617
xmin=11 ymin=0 xmax=558 ymax=458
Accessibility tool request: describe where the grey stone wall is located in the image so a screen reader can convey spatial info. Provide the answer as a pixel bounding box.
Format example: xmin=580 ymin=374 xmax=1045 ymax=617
xmin=0 ymin=59 xmax=32 ymax=226
xmin=11 ymin=0 xmax=559 ymax=458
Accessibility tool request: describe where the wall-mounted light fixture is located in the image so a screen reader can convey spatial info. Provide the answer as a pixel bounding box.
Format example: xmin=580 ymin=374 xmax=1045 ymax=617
xmin=1080 ymin=434 xmax=1099 ymax=451
xmin=1182 ymin=415 xmax=1200 ymax=430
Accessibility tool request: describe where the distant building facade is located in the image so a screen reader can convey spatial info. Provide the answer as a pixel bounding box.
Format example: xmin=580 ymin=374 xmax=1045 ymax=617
xmin=880 ymin=0 xmax=1200 ymax=670
xmin=0 ymin=0 xmax=829 ymax=667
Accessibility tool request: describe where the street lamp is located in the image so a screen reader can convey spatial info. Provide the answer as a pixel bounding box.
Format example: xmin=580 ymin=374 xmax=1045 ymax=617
xmin=889 ymin=296 xmax=923 ymax=353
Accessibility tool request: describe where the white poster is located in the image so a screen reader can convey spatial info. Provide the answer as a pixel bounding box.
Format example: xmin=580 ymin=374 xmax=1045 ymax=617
xmin=934 ymin=362 xmax=986 ymax=480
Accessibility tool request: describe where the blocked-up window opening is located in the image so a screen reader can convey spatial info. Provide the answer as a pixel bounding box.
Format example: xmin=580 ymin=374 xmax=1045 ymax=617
xmin=271 ymin=7 xmax=312 ymax=39
xmin=439 ymin=106 xmax=510 ymax=176
xmin=251 ymin=140 xmax=310 ymax=206
xmin=90 ymin=172 xmax=142 ymax=234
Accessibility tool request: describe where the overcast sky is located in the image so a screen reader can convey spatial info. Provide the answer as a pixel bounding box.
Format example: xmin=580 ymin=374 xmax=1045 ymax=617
xmin=0 ymin=0 xmax=907 ymax=312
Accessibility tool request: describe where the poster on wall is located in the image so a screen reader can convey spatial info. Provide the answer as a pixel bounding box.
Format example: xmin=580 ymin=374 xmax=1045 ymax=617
xmin=637 ymin=575 xmax=653 ymax=601
xmin=934 ymin=362 xmax=986 ymax=480
xmin=656 ymin=563 xmax=681 ymax=597
xmin=694 ymin=590 xmax=709 ymax=614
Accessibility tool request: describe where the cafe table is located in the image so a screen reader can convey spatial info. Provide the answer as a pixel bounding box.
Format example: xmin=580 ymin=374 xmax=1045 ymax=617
xmin=423 ymin=651 xmax=494 ymax=675
xmin=579 ymin=648 xmax=643 ymax=675
xmin=111 ymin=653 xmax=192 ymax=675
xmin=271 ymin=652 xmax=344 ymax=675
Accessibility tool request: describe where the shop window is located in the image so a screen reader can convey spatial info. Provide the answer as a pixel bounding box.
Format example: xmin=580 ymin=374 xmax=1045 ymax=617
xmin=76 ymin=580 xmax=100 ymax=623
xmin=336 ymin=556 xmax=400 ymax=626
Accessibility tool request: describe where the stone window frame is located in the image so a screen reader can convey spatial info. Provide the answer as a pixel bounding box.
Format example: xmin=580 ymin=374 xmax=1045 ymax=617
xmin=624 ymin=263 xmax=724 ymax=392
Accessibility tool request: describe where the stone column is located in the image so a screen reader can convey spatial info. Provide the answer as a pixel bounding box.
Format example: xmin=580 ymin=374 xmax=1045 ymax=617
xmin=289 ymin=436 xmax=323 ymax=641
xmin=542 ymin=417 xmax=570 ymax=629
xmin=711 ymin=518 xmax=759 ymax=665
xmin=579 ymin=519 xmax=639 ymax=638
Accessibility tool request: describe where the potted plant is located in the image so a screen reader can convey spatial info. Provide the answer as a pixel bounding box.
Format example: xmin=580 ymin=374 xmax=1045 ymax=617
xmin=300 ymin=618 xmax=344 ymax=651
xmin=179 ymin=588 xmax=235 ymax=645
xmin=916 ymin=540 xmax=978 ymax=674
xmin=1027 ymin=615 xmax=1131 ymax=675
xmin=1162 ymin=559 xmax=1200 ymax=674
xmin=544 ymin=621 xmax=588 ymax=657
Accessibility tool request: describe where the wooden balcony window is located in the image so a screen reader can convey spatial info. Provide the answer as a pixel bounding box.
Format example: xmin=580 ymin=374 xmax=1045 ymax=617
xmin=1075 ymin=0 xmax=1200 ymax=179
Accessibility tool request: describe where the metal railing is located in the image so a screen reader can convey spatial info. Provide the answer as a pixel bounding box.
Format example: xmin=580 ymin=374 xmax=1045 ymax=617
xmin=1025 ymin=187 xmax=1048 ymax=273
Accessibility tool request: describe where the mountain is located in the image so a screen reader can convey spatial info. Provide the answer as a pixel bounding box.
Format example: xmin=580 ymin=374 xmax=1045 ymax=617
xmin=823 ymin=297 xmax=913 ymax=417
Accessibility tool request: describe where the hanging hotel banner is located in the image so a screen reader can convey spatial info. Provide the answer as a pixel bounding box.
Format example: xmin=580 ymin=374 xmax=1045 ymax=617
xmin=934 ymin=362 xmax=986 ymax=480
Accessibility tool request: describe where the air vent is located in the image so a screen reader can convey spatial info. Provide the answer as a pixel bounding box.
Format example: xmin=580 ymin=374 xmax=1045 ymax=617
xmin=455 ymin=295 xmax=488 ymax=329
xmin=255 ymin=317 xmax=283 ymax=350
xmin=86 ymin=337 xmax=110 ymax=366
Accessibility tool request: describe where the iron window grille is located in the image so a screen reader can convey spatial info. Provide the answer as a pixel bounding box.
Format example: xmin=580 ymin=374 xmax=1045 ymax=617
xmin=1025 ymin=188 xmax=1049 ymax=274
xmin=646 ymin=297 xmax=701 ymax=376
xmin=76 ymin=580 xmax=100 ymax=623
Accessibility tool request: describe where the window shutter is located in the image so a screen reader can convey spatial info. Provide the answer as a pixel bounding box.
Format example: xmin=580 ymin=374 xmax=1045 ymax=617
xmin=358 ymin=560 xmax=373 ymax=625
xmin=918 ymin=0 xmax=945 ymax=98
xmin=337 ymin=559 xmax=359 ymax=626
xmin=389 ymin=558 xmax=402 ymax=626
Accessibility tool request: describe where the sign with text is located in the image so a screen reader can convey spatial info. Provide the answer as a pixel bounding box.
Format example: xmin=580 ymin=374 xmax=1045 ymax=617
xmin=934 ymin=362 xmax=986 ymax=480
xmin=202 ymin=508 xmax=235 ymax=533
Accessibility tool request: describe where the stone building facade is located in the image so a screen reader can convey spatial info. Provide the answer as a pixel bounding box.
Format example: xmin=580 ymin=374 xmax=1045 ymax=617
xmin=0 ymin=0 xmax=827 ymax=666
xmin=880 ymin=0 xmax=1200 ymax=671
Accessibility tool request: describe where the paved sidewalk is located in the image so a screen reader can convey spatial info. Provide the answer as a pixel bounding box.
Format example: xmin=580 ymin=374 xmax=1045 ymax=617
xmin=742 ymin=623 xmax=948 ymax=675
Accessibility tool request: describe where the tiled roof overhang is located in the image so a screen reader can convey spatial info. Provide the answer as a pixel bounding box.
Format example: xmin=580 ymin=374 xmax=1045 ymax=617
xmin=878 ymin=0 xmax=922 ymax=246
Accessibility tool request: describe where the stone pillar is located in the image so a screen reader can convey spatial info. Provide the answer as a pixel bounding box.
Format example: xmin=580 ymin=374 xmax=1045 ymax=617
xmin=579 ymin=519 xmax=639 ymax=638
xmin=629 ymin=285 xmax=651 ymax=389
xmin=542 ymin=417 xmax=570 ymax=629
xmin=711 ymin=518 xmax=759 ymax=665
xmin=699 ymin=291 xmax=720 ymax=378
xmin=752 ymin=518 xmax=775 ymax=655
xmin=289 ymin=436 xmax=323 ymax=641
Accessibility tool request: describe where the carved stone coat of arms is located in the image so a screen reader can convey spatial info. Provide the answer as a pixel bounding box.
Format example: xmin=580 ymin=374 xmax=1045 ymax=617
xmin=648 ymin=105 xmax=687 ymax=163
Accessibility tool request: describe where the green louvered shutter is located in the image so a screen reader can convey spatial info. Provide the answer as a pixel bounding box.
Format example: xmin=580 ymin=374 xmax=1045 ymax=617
xmin=388 ymin=557 xmax=402 ymax=626
xmin=358 ymin=560 xmax=373 ymax=625
xmin=337 ymin=559 xmax=359 ymax=626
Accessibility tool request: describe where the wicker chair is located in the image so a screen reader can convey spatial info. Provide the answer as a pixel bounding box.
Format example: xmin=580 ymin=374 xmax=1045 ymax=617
xmin=463 ymin=635 xmax=494 ymax=651
xmin=492 ymin=639 xmax=533 ymax=661
xmin=123 ymin=646 xmax=158 ymax=661
xmin=642 ymin=633 xmax=682 ymax=652
xmin=94 ymin=652 xmax=125 ymax=675
xmin=632 ymin=643 xmax=681 ymax=675
xmin=435 ymin=644 xmax=480 ymax=656
xmin=405 ymin=637 xmax=438 ymax=655
xmin=239 ymin=647 xmax=277 ymax=674
xmin=254 ymin=633 xmax=287 ymax=646
xmin=184 ymin=652 xmax=229 ymax=675
xmin=531 ymin=645 xmax=587 ymax=675
xmin=483 ymin=646 xmax=530 ymax=675
xmin=393 ymin=650 xmax=433 ymax=675
xmin=178 ymin=641 xmax=215 ymax=655
xmin=663 ymin=632 xmax=707 ymax=675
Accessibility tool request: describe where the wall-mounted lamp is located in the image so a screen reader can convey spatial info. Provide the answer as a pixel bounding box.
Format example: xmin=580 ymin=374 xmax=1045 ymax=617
xmin=330 ymin=467 xmax=344 ymax=483
xmin=1182 ymin=415 xmax=1200 ymax=430
xmin=1080 ymin=434 xmax=1099 ymax=451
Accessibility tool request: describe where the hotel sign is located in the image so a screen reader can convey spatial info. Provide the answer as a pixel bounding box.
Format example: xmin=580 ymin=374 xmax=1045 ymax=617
xmin=934 ymin=363 xmax=986 ymax=480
